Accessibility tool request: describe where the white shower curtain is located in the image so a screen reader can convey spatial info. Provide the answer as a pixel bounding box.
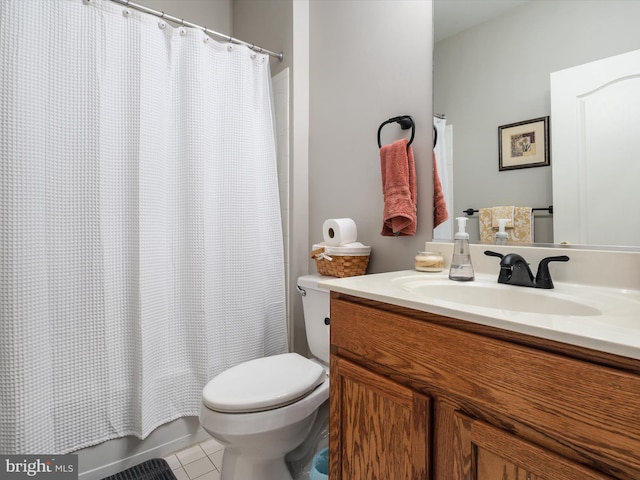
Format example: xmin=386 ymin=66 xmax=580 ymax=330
xmin=0 ymin=0 xmax=287 ymax=455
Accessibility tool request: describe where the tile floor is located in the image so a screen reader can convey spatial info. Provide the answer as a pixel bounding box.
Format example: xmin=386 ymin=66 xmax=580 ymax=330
xmin=164 ymin=439 xmax=225 ymax=480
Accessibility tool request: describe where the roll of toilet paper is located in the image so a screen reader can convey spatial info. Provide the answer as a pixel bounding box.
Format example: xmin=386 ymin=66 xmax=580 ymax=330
xmin=322 ymin=218 xmax=358 ymax=246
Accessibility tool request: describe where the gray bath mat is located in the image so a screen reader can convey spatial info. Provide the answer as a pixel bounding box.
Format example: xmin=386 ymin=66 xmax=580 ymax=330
xmin=101 ymin=458 xmax=176 ymax=480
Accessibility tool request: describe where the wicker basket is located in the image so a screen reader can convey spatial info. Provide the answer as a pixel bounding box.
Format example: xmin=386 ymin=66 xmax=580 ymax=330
xmin=311 ymin=246 xmax=370 ymax=278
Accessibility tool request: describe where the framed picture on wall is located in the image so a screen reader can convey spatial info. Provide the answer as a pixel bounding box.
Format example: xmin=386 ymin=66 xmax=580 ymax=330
xmin=498 ymin=116 xmax=550 ymax=171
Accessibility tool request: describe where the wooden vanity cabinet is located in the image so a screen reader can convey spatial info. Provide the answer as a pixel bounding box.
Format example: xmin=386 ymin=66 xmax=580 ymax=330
xmin=329 ymin=292 xmax=640 ymax=480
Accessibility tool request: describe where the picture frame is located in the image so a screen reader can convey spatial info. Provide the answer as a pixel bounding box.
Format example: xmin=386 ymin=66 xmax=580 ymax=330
xmin=498 ymin=116 xmax=550 ymax=171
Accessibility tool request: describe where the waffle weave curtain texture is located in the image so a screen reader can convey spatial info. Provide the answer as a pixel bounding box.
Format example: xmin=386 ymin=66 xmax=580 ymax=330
xmin=0 ymin=0 xmax=287 ymax=454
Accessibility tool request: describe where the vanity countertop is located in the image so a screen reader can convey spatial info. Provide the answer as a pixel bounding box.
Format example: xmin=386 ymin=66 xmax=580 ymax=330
xmin=320 ymin=270 xmax=640 ymax=360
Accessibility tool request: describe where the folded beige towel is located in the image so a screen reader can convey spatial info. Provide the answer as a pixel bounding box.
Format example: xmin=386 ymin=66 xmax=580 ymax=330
xmin=479 ymin=206 xmax=533 ymax=243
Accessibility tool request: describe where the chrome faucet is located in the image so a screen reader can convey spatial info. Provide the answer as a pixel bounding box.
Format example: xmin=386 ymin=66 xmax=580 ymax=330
xmin=484 ymin=251 xmax=569 ymax=289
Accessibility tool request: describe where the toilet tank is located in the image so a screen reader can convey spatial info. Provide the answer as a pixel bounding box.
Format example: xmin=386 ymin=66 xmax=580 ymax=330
xmin=297 ymin=274 xmax=331 ymax=365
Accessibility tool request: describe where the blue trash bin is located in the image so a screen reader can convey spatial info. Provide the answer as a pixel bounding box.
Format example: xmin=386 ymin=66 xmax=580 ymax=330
xmin=309 ymin=447 xmax=329 ymax=480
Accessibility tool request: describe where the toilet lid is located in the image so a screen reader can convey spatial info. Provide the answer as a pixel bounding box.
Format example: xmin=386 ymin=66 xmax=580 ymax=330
xmin=202 ymin=353 xmax=326 ymax=413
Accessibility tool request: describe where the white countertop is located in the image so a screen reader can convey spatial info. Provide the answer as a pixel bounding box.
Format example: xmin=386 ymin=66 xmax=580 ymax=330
xmin=320 ymin=270 xmax=640 ymax=361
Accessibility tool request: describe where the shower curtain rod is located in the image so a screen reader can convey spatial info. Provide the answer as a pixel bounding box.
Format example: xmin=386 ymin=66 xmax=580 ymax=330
xmin=109 ymin=0 xmax=285 ymax=61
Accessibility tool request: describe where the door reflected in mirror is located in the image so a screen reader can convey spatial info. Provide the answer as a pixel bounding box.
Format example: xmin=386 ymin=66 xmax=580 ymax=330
xmin=433 ymin=0 xmax=640 ymax=248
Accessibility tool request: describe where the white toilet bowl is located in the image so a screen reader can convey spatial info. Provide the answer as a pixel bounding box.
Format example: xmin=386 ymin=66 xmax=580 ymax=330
xmin=199 ymin=275 xmax=332 ymax=480
xmin=200 ymin=372 xmax=328 ymax=478
xmin=199 ymin=355 xmax=329 ymax=480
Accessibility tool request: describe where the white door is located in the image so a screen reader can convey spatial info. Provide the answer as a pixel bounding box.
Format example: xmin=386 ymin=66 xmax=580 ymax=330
xmin=551 ymin=49 xmax=640 ymax=247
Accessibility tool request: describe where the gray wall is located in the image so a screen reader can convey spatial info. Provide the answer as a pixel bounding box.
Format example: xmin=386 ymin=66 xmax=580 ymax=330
xmin=234 ymin=0 xmax=292 ymax=77
xmin=434 ymin=0 xmax=640 ymax=243
xmin=309 ymin=0 xmax=434 ymax=274
xmin=140 ymin=0 xmax=232 ymax=32
xmin=234 ymin=0 xmax=435 ymax=352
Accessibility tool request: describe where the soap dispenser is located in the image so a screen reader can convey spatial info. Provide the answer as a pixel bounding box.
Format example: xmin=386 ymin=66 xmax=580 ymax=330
xmin=495 ymin=219 xmax=509 ymax=245
xmin=449 ymin=217 xmax=474 ymax=281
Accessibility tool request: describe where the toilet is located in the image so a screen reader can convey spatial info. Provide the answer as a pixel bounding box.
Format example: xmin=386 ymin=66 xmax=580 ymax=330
xmin=199 ymin=274 xmax=332 ymax=480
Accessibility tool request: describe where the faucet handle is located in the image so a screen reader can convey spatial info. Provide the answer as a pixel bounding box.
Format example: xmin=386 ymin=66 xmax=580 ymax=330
xmin=484 ymin=251 xmax=511 ymax=284
xmin=485 ymin=251 xmax=535 ymax=286
xmin=535 ymin=255 xmax=570 ymax=289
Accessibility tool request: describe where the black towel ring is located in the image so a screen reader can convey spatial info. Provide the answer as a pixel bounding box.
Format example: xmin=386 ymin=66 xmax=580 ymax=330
xmin=377 ymin=115 xmax=414 ymax=149
xmin=433 ymin=125 xmax=437 ymax=149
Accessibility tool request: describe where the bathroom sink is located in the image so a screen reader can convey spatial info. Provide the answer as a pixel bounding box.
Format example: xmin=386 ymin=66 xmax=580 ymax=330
xmin=320 ymin=270 xmax=640 ymax=360
xmin=393 ymin=277 xmax=602 ymax=317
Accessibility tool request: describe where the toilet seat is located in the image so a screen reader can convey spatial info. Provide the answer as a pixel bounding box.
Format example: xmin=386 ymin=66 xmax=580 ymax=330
xmin=202 ymin=353 xmax=326 ymax=413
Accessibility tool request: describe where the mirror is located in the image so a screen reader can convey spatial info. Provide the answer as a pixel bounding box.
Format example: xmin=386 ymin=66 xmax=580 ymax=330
xmin=433 ymin=0 xmax=640 ymax=248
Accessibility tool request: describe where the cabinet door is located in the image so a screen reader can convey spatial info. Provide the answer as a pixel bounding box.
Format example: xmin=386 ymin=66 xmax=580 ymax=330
xmin=452 ymin=411 xmax=610 ymax=480
xmin=330 ymin=356 xmax=431 ymax=480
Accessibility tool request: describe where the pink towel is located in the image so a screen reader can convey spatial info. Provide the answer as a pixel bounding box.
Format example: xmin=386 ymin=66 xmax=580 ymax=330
xmin=380 ymin=139 xmax=417 ymax=236
xmin=433 ymin=151 xmax=448 ymax=228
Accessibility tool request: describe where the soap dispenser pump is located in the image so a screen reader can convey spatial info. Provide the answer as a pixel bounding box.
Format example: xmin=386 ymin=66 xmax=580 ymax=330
xmin=495 ymin=219 xmax=509 ymax=245
xmin=449 ymin=217 xmax=474 ymax=281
